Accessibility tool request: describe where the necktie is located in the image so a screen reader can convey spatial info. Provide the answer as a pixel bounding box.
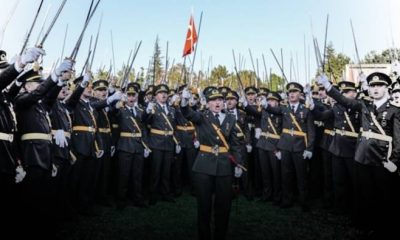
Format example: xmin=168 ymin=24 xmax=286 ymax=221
xmin=215 ymin=113 xmax=221 ymax=126
xmin=291 ymin=105 xmax=295 ymax=113
xmin=162 ymin=105 xmax=167 ymax=114
xmin=130 ymin=108 xmax=136 ymax=117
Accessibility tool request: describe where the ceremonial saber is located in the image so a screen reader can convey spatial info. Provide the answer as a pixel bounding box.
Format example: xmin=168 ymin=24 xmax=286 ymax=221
xmin=248 ymin=48 xmax=257 ymax=87
xmin=20 ymin=0 xmax=44 ymax=55
xmin=89 ymin=13 xmax=103 ymax=71
xmin=232 ymin=49 xmax=245 ymax=95
xmin=35 ymin=4 xmax=52 ymax=45
xmin=350 ymin=19 xmax=363 ymax=73
xmin=270 ymin=48 xmax=288 ymax=83
xmin=60 ymin=24 xmax=68 ymax=61
xmin=70 ymin=0 xmax=101 ymax=61
xmin=39 ymin=0 xmax=68 ymax=47
xmin=0 ymin=0 xmax=20 ymax=48
xmin=321 ymin=14 xmax=329 ymax=73
xmin=189 ymin=11 xmax=203 ymax=87
xmin=228 ymin=155 xmax=248 ymax=172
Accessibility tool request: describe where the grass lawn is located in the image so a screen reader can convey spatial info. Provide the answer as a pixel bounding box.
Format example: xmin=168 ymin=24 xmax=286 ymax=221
xmin=56 ymin=194 xmax=363 ymax=240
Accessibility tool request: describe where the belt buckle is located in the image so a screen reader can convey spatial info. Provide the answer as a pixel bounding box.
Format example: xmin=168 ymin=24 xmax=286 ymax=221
xmin=212 ymin=145 xmax=219 ymax=156
xmin=88 ymin=126 xmax=94 ymax=132
xmin=340 ymin=130 xmax=345 ymax=136
xmin=8 ymin=134 xmax=13 ymax=142
xmin=290 ymin=129 xmax=294 ymax=136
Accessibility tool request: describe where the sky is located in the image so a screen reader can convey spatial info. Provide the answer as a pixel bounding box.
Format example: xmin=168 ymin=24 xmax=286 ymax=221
xmin=1 ymin=0 xmax=400 ymax=85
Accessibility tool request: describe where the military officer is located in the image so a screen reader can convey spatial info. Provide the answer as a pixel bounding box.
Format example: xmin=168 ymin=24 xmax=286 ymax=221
xmin=264 ymin=82 xmax=316 ymax=211
xmin=180 ymin=86 xmax=241 ymax=240
xmin=114 ymin=82 xmax=149 ymax=209
xmin=318 ymin=72 xmax=400 ymax=237
xmin=142 ymin=84 xmax=180 ymax=204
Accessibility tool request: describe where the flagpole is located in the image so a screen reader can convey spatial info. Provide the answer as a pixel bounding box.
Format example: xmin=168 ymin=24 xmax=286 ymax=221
xmin=188 ymin=11 xmax=203 ymax=87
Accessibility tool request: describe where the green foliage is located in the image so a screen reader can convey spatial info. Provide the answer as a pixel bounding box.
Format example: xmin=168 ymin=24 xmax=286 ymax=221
xmin=323 ymin=43 xmax=351 ymax=84
xmin=363 ymin=48 xmax=400 ymax=64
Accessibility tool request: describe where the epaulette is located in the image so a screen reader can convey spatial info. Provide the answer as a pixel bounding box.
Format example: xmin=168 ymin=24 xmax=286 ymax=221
xmin=239 ymin=109 xmax=246 ymax=115
xmin=281 ymin=102 xmax=288 ymax=106
xmin=390 ymin=100 xmax=400 ymax=108
xmin=362 ymin=96 xmax=373 ymax=102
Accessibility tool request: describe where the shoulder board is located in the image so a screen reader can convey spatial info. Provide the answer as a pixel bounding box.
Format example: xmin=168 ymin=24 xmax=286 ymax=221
xmin=390 ymin=100 xmax=400 ymax=108
xmin=362 ymin=96 xmax=373 ymax=102
xmin=281 ymin=103 xmax=288 ymax=106
xmin=239 ymin=109 xmax=246 ymax=114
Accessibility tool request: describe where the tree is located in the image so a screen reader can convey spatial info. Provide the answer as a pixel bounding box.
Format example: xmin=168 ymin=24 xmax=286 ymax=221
xmin=267 ymin=73 xmax=285 ymax=91
xmin=322 ymin=43 xmax=351 ymax=83
xmin=148 ymin=36 xmax=164 ymax=85
xmin=209 ymin=65 xmax=230 ymax=86
xmin=363 ymin=48 xmax=400 ymax=64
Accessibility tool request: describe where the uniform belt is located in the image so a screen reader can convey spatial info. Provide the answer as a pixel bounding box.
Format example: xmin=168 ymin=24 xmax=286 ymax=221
xmin=334 ymin=129 xmax=358 ymax=138
xmin=261 ymin=132 xmax=280 ymax=139
xmin=120 ymin=132 xmax=142 ymax=138
xmin=72 ymin=126 xmax=96 ymax=132
xmin=98 ymin=128 xmax=111 ymax=133
xmin=21 ymin=133 xmax=52 ymax=141
xmin=51 ymin=130 xmax=71 ymax=138
xmin=314 ymin=121 xmax=324 ymax=127
xmin=282 ymin=128 xmax=307 ymax=137
xmin=199 ymin=145 xmax=228 ymax=155
xmin=236 ymin=132 xmax=244 ymax=138
xmin=0 ymin=132 xmax=13 ymax=142
xmin=361 ymin=131 xmax=392 ymax=142
xmin=150 ymin=128 xmax=173 ymax=136
xmin=112 ymin=124 xmax=119 ymax=128
xmin=176 ymin=125 xmax=195 ymax=131
xmin=324 ymin=129 xmax=335 ymax=136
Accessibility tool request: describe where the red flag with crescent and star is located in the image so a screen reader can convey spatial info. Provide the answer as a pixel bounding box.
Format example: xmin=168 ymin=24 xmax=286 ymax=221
xmin=182 ymin=15 xmax=198 ymax=57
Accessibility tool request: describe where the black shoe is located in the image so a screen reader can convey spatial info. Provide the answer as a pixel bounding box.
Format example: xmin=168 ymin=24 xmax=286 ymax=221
xmin=162 ymin=196 xmax=176 ymax=203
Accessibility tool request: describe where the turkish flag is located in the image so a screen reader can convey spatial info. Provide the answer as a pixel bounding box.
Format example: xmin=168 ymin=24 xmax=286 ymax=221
xmin=182 ymin=15 xmax=198 ymax=57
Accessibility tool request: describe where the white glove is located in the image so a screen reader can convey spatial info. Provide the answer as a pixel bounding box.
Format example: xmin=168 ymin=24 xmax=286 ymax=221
xmin=234 ymin=166 xmax=243 ymax=178
xmin=171 ymin=94 xmax=179 ymax=103
xmin=306 ymin=95 xmax=315 ymax=110
xmin=144 ymin=148 xmax=151 ymax=158
xmin=255 ymin=128 xmax=261 ymax=139
xmin=80 ymin=71 xmax=91 ymax=87
xmin=304 ymin=84 xmax=311 ymax=96
xmin=193 ymin=140 xmax=200 ymax=148
xmin=358 ymin=72 xmax=368 ymax=91
xmin=246 ymin=144 xmax=252 ymax=153
xmin=259 ymin=96 xmax=267 ymax=108
xmin=303 ymin=150 xmax=313 ymax=159
xmin=146 ymin=102 xmax=155 ymax=114
xmin=275 ymin=151 xmax=282 ymax=160
xmin=182 ymin=88 xmax=192 ymax=100
xmin=107 ymin=91 xmax=123 ymax=104
xmin=316 ymin=74 xmax=331 ymax=91
xmin=239 ymin=95 xmax=248 ymax=107
xmin=110 ymin=146 xmax=116 ymax=157
xmin=53 ymin=129 xmax=68 ymax=148
xmin=383 ymin=160 xmax=397 ymax=173
xmin=15 ymin=166 xmax=26 ymax=183
xmin=175 ymin=145 xmax=182 ymax=154
xmin=53 ymin=59 xmax=74 ymax=79
xmin=20 ymin=47 xmax=45 ymax=65
xmin=51 ymin=164 xmax=58 ymax=177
